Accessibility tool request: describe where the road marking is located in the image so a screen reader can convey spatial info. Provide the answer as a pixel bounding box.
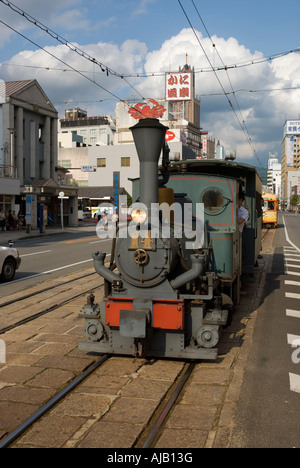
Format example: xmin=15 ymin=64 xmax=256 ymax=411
xmin=0 ymin=259 xmax=92 ymax=285
xmin=21 ymin=250 xmax=52 ymax=257
xmin=287 ymin=334 xmax=300 ymax=346
xmin=283 ymin=217 xmax=300 ymax=253
xmin=286 ymin=309 xmax=300 ymax=319
xmin=289 ymin=373 xmax=300 ymax=394
xmin=62 ymin=237 xmax=99 ymax=244
xmin=285 ymin=257 xmax=300 ymax=262
xmin=286 ymin=271 xmax=300 ymax=277
xmin=89 ymin=239 xmax=109 ymax=245
xmin=285 ymin=280 xmax=300 ymax=287
xmin=283 ymin=220 xmax=300 ymax=395
xmin=285 ymin=292 xmax=300 ymax=300
xmin=0 ymin=253 xmax=112 ymax=286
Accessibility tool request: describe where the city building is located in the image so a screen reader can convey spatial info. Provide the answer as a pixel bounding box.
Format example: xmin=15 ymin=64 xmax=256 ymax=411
xmin=0 ymin=79 xmax=78 ymax=228
xmin=57 ymin=61 xmax=228 ymax=214
xmin=281 ymin=120 xmax=300 ymax=208
xmin=215 ymin=140 xmax=225 ymax=160
xmin=58 ymin=61 xmax=204 ymax=199
xmin=59 ymin=107 xmax=116 ymax=147
xmin=267 ymin=153 xmax=281 ymax=198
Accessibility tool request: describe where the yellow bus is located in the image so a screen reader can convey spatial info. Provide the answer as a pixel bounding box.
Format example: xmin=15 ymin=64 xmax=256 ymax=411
xmin=262 ymin=191 xmax=278 ymax=227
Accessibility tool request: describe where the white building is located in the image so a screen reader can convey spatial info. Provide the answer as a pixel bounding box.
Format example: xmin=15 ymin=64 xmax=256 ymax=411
xmin=58 ymin=99 xmax=199 ymax=197
xmin=215 ymin=140 xmax=225 ymax=160
xmin=58 ymin=108 xmax=116 ymax=147
xmin=267 ymin=153 xmax=281 ymax=198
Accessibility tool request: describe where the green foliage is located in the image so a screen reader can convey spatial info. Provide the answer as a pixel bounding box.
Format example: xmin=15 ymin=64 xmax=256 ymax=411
xmin=290 ymin=194 xmax=300 ymax=206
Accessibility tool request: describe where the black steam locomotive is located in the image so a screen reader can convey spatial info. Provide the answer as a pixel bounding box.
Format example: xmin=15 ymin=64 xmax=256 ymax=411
xmin=79 ymin=118 xmax=262 ymax=360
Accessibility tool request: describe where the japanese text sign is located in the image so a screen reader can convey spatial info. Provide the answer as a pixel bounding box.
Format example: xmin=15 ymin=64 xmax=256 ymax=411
xmin=165 ymin=72 xmax=192 ymax=101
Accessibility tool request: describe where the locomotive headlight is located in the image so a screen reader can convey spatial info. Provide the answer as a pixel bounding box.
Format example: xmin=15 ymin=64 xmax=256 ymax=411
xmin=131 ymin=208 xmax=147 ymax=224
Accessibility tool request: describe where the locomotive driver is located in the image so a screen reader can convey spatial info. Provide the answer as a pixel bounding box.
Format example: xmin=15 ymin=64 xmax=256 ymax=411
xmin=237 ymin=194 xmax=249 ymax=232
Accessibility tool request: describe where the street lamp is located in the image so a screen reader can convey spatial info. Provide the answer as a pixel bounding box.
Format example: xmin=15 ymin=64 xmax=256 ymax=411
xmin=59 ymin=191 xmax=65 ymax=230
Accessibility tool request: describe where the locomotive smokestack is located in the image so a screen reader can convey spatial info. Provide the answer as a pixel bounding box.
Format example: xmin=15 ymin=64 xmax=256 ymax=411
xmin=130 ymin=118 xmax=168 ymax=212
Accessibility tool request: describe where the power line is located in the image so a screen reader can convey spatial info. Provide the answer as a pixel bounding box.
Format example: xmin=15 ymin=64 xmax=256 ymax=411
xmin=0 ymin=0 xmax=145 ymax=101
xmin=178 ymin=0 xmax=262 ymax=166
xmin=190 ymin=0 xmax=259 ymax=163
xmin=0 ymin=18 xmax=123 ymax=101
xmin=2 ymin=59 xmax=297 ymax=96
xmin=2 ymin=0 xmax=298 ymax=82
xmin=202 ymin=86 xmax=300 ymax=97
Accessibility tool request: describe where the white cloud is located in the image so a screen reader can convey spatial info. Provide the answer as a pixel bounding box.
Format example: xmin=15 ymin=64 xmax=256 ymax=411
xmin=137 ymin=29 xmax=300 ymax=161
xmin=131 ymin=0 xmax=158 ymax=18
xmin=1 ymin=26 xmax=300 ymax=162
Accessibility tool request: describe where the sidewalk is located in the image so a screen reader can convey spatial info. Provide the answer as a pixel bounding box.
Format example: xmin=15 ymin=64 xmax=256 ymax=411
xmin=0 ymin=221 xmax=97 ymax=245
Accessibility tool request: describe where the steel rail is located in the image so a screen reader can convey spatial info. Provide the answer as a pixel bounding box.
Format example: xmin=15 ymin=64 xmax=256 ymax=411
xmin=0 ymin=282 xmax=104 ymax=336
xmin=141 ymin=362 xmax=195 ymax=448
xmin=0 ymin=355 xmax=110 ymax=449
xmin=0 ymin=271 xmax=97 ymax=309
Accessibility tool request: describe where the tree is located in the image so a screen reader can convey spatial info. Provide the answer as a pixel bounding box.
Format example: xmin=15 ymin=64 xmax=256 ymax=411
xmin=290 ymin=194 xmax=300 ymax=208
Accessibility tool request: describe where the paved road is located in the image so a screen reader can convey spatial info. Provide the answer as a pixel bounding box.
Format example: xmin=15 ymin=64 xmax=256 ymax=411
xmin=0 ymin=226 xmax=112 ymax=296
xmin=230 ymin=213 xmax=300 ymax=448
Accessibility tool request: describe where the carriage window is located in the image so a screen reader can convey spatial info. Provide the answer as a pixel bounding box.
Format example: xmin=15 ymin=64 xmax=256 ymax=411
xmin=202 ymin=189 xmax=224 ymax=213
xmin=268 ymin=201 xmax=275 ymax=211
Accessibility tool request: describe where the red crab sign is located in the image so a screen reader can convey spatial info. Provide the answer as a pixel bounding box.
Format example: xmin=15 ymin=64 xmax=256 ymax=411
xmin=128 ymin=99 xmax=166 ymax=120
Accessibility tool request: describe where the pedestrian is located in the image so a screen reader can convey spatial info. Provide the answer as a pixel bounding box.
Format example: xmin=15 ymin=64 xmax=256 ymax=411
xmin=18 ymin=212 xmax=25 ymax=230
xmin=7 ymin=210 xmax=14 ymax=230
xmin=237 ymin=194 xmax=249 ymax=232
xmin=0 ymin=209 xmax=6 ymax=231
xmin=12 ymin=211 xmax=18 ymax=230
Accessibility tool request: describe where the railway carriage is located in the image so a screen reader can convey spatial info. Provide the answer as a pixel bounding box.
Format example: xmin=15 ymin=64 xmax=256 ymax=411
xmin=262 ymin=191 xmax=278 ymax=228
xmin=79 ymin=118 xmax=262 ymax=360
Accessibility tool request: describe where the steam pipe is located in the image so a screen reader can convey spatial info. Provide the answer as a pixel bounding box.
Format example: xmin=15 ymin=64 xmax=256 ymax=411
xmin=170 ymin=254 xmax=206 ymax=290
xmin=93 ymin=252 xmax=120 ymax=283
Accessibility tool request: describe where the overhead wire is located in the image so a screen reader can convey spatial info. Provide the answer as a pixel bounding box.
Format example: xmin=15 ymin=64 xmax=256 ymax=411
xmin=0 ymin=0 xmax=146 ymax=101
xmin=0 ymin=18 xmax=123 ymax=101
xmin=0 ymin=18 xmax=150 ymax=120
xmin=1 ymin=0 xmax=298 ymax=82
xmin=178 ymin=0 xmax=262 ymax=166
xmin=1 ymin=0 xmax=298 ymax=138
xmin=190 ymin=0 xmax=260 ymax=165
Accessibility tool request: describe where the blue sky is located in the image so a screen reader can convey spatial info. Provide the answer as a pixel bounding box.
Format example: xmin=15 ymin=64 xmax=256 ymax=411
xmin=0 ymin=0 xmax=300 ymax=165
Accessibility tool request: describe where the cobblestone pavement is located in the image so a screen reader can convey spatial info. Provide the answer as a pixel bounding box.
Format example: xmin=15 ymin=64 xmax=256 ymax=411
xmin=0 ymin=230 xmax=275 ymax=448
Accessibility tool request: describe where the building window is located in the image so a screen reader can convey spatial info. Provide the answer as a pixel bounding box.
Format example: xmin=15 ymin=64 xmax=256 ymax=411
xmin=121 ymin=157 xmax=130 ymax=167
xmin=90 ymin=129 xmax=97 ymax=134
xmin=97 ymin=158 xmax=106 ymax=167
xmin=58 ymin=160 xmax=72 ymax=168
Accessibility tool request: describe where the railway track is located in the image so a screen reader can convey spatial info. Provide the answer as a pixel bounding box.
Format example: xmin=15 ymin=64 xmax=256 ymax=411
xmin=0 ymin=268 xmax=102 ymax=335
xmin=0 ymin=231 xmax=271 ymax=448
xmin=0 ymin=269 xmax=207 ymax=449
xmin=0 ymin=353 xmax=196 ymax=449
xmin=0 ymin=355 xmax=109 ymax=448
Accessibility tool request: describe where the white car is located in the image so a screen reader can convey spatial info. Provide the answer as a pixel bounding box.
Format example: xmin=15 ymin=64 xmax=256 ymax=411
xmin=0 ymin=242 xmax=21 ymax=282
